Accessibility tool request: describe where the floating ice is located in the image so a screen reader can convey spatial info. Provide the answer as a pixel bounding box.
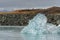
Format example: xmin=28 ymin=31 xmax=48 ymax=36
xmin=20 ymin=13 xmax=60 ymax=35
xmin=20 ymin=13 xmax=60 ymax=40
xmin=20 ymin=13 xmax=47 ymax=35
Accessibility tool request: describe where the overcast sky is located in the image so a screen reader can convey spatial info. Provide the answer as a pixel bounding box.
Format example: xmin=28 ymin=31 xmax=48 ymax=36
xmin=0 ymin=0 xmax=60 ymax=8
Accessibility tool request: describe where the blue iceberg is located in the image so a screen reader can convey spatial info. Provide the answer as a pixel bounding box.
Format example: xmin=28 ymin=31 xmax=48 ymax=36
xmin=20 ymin=13 xmax=60 ymax=34
xmin=20 ymin=13 xmax=60 ymax=40
xmin=20 ymin=13 xmax=47 ymax=35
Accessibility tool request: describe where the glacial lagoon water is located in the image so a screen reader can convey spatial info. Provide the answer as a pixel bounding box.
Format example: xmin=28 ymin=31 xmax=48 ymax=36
xmin=0 ymin=13 xmax=60 ymax=40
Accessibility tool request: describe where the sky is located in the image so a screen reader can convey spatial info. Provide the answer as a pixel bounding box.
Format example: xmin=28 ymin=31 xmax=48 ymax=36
xmin=0 ymin=0 xmax=60 ymax=9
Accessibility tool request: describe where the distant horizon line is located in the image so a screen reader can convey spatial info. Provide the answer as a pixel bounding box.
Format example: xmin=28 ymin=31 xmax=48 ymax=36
xmin=0 ymin=6 xmax=59 ymax=10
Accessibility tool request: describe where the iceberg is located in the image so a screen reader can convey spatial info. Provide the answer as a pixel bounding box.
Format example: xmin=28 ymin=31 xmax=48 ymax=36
xmin=21 ymin=13 xmax=47 ymax=35
xmin=20 ymin=13 xmax=60 ymax=40
xmin=20 ymin=13 xmax=60 ymax=35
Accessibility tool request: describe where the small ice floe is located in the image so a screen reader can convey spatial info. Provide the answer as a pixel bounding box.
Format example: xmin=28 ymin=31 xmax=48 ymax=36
xmin=58 ymin=24 xmax=60 ymax=27
xmin=46 ymin=23 xmax=60 ymax=34
xmin=46 ymin=23 xmax=58 ymax=34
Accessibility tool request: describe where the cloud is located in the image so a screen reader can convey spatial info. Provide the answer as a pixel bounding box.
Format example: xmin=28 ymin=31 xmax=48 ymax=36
xmin=0 ymin=0 xmax=60 ymax=8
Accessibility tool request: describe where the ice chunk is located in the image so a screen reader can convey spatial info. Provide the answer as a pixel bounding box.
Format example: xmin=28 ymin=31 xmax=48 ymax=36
xmin=56 ymin=24 xmax=60 ymax=34
xmin=46 ymin=23 xmax=60 ymax=34
xmin=20 ymin=13 xmax=60 ymax=40
xmin=20 ymin=13 xmax=47 ymax=35
xmin=46 ymin=23 xmax=58 ymax=33
xmin=20 ymin=13 xmax=60 ymax=35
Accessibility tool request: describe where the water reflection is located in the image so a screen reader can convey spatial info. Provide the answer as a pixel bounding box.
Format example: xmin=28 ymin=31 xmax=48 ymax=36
xmin=20 ymin=33 xmax=60 ymax=40
xmin=0 ymin=30 xmax=60 ymax=40
xmin=20 ymin=33 xmax=46 ymax=40
xmin=0 ymin=31 xmax=24 ymax=40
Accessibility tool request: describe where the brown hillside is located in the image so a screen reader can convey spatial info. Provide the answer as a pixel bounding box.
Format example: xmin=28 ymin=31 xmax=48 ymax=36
xmin=0 ymin=6 xmax=60 ymax=26
xmin=43 ymin=6 xmax=60 ymax=14
xmin=0 ymin=6 xmax=60 ymax=14
xmin=10 ymin=6 xmax=60 ymax=15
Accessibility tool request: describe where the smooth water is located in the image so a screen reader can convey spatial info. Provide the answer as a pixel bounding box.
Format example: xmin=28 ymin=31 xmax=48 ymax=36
xmin=0 ymin=13 xmax=60 ymax=40
xmin=0 ymin=30 xmax=60 ymax=40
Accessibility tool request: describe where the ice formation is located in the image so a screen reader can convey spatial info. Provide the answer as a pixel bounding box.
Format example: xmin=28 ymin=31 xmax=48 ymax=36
xmin=20 ymin=13 xmax=60 ymax=35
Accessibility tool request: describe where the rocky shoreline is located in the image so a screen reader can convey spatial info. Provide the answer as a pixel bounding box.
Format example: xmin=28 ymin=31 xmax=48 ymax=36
xmin=0 ymin=6 xmax=60 ymax=26
xmin=0 ymin=14 xmax=36 ymax=26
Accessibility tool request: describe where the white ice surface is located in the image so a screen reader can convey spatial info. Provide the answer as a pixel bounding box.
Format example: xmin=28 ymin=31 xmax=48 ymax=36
xmin=20 ymin=13 xmax=60 ymax=40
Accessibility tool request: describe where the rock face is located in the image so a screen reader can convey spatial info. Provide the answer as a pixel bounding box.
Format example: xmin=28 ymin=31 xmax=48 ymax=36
xmin=0 ymin=14 xmax=36 ymax=26
xmin=43 ymin=6 xmax=60 ymax=25
xmin=45 ymin=14 xmax=60 ymax=25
